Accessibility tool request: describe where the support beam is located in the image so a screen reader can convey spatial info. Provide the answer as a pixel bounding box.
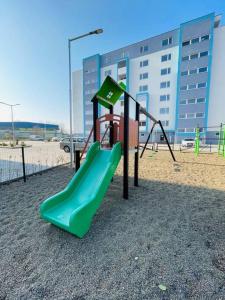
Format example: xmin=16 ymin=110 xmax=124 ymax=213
xmin=123 ymin=92 xmax=129 ymax=199
xmin=158 ymin=120 xmax=176 ymax=162
xmin=109 ymin=105 xmax=114 ymax=147
xmin=134 ymin=102 xmax=140 ymax=187
xmin=93 ymin=96 xmax=98 ymax=142
xmin=140 ymin=122 xmax=157 ymax=158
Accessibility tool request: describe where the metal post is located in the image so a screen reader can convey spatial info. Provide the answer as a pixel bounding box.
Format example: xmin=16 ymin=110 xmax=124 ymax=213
xmin=123 ymin=92 xmax=129 ymax=199
xmin=21 ymin=146 xmax=26 ymax=182
xmin=75 ymin=150 xmax=81 ymax=171
xmin=109 ymin=105 xmax=114 ymax=147
xmin=158 ymin=120 xmax=176 ymax=162
xmin=11 ymin=105 xmax=15 ymax=145
xmin=134 ymin=102 xmax=140 ymax=187
xmin=93 ymin=97 xmax=98 ymax=142
xmin=68 ymin=40 xmax=73 ymax=168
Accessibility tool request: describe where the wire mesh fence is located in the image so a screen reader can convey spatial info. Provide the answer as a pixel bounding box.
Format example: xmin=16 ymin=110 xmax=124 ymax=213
xmin=0 ymin=142 xmax=70 ymax=183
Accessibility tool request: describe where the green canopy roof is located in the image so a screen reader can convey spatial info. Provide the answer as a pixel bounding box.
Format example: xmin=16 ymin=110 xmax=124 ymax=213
xmin=93 ymin=76 xmax=126 ymax=109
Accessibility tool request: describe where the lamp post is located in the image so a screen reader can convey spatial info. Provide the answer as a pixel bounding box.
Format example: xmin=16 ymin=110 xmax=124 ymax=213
xmin=68 ymin=28 xmax=103 ymax=167
xmin=0 ymin=101 xmax=20 ymax=144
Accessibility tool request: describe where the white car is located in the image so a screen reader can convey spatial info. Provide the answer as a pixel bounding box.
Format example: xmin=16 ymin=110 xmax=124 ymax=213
xmin=181 ymin=138 xmax=195 ymax=148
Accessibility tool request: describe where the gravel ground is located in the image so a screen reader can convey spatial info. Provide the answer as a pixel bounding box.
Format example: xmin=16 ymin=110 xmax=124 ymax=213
xmin=1 ymin=151 xmax=225 ymax=299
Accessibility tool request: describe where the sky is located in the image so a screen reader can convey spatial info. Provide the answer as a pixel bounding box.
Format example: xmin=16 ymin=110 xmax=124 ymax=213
xmin=0 ymin=0 xmax=225 ymax=131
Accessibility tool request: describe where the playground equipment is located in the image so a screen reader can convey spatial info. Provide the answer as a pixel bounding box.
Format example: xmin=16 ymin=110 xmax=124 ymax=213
xmin=218 ymin=124 xmax=225 ymax=157
xmin=40 ymin=76 xmax=175 ymax=238
xmin=194 ymin=127 xmax=200 ymax=156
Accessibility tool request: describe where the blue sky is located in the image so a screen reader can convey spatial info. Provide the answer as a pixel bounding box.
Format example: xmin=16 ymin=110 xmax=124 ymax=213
xmin=0 ymin=0 xmax=225 ymax=130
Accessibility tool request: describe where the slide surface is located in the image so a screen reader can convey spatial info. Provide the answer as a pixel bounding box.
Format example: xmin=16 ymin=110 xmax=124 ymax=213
xmin=40 ymin=141 xmax=121 ymax=238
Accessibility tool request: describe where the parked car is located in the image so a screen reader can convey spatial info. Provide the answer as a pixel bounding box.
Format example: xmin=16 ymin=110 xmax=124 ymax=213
xmin=181 ymin=138 xmax=195 ymax=148
xmin=29 ymin=135 xmax=44 ymax=141
xmin=60 ymin=137 xmax=87 ymax=153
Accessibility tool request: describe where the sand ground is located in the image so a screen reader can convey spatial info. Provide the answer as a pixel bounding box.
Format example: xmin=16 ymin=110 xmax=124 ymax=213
xmin=0 ymin=150 xmax=225 ymax=299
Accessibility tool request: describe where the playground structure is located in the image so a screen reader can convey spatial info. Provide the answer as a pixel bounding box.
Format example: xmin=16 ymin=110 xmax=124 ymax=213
xmin=194 ymin=124 xmax=225 ymax=157
xmin=40 ymin=76 xmax=176 ymax=238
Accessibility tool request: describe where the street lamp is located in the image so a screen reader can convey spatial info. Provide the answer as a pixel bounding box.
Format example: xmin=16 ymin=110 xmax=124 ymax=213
xmin=0 ymin=101 xmax=20 ymax=144
xmin=68 ymin=28 xmax=103 ymax=167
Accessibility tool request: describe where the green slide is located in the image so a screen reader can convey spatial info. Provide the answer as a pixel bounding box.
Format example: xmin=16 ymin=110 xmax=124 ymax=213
xmin=40 ymin=141 xmax=121 ymax=238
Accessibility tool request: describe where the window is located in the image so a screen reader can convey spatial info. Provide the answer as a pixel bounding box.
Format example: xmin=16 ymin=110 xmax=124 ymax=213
xmin=140 ymin=45 xmax=148 ymax=53
xmin=188 ymin=98 xmax=195 ymax=104
xmin=188 ymin=84 xmax=196 ymax=90
xmin=161 ymin=54 xmax=171 ymax=62
xmin=162 ymin=37 xmax=172 ymax=46
xmin=197 ymin=97 xmax=206 ymax=103
xmin=118 ymin=60 xmax=126 ymax=68
xmin=182 ymin=56 xmax=189 ymax=62
xmin=199 ymin=67 xmax=208 ymax=73
xmin=189 ymin=69 xmax=197 ymax=75
xmin=182 ymin=40 xmax=190 ymax=47
xmin=191 ymin=37 xmax=199 ymax=44
xmin=201 ymin=34 xmax=209 ymax=41
xmin=198 ymin=82 xmax=207 ymax=88
xmin=161 ymin=120 xmax=169 ymax=126
xmin=186 ymin=113 xmax=195 ymax=119
xmin=120 ymin=101 xmax=124 ymax=107
xmin=104 ymin=70 xmax=112 ymax=76
xmin=160 ymin=81 xmax=170 ymax=88
xmin=139 ymin=121 xmax=146 ymax=126
xmin=140 ymin=72 xmax=148 ymax=80
xmin=186 ymin=128 xmax=195 ymax=133
xmin=140 ymin=60 xmax=149 ymax=67
xmin=178 ymin=128 xmax=185 ymax=132
xmin=160 ymin=107 xmax=169 ymax=114
xmin=139 ymin=85 xmax=148 ymax=92
xmin=200 ymin=51 xmax=208 ymax=57
xmin=180 ymin=85 xmax=187 ymax=91
xmin=181 ymin=70 xmax=188 ymax=76
xmin=179 ymin=114 xmax=186 ymax=119
xmin=190 ymin=53 xmax=198 ymax=60
xmin=161 ymin=68 xmax=171 ymax=75
xmin=160 ymin=94 xmax=170 ymax=101
xmin=196 ymin=112 xmax=205 ymax=118
xmin=180 ymin=100 xmax=187 ymax=105
xmin=118 ymin=73 xmax=126 ymax=80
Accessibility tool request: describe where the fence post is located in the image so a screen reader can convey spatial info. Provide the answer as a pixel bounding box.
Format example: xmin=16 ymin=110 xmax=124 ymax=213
xmin=75 ymin=150 xmax=81 ymax=171
xmin=21 ymin=146 xmax=26 ymax=182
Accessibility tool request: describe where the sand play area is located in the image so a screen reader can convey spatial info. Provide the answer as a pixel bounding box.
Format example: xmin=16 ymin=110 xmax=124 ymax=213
xmin=1 ymin=150 xmax=225 ymax=299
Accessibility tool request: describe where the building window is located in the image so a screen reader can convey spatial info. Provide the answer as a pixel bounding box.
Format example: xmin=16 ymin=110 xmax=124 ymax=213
xmin=161 ymin=68 xmax=171 ymax=75
xmin=182 ymin=56 xmax=189 ymax=62
xmin=160 ymin=107 xmax=169 ymax=114
xmin=179 ymin=114 xmax=186 ymax=119
xmin=140 ymin=59 xmax=149 ymax=67
xmin=188 ymin=98 xmax=195 ymax=104
xmin=180 ymin=100 xmax=187 ymax=105
xmin=140 ymin=45 xmax=148 ymax=53
xmin=118 ymin=60 xmax=126 ymax=68
xmin=161 ymin=54 xmax=171 ymax=62
xmin=186 ymin=128 xmax=195 ymax=133
xmin=201 ymin=34 xmax=209 ymax=41
xmin=160 ymin=94 xmax=170 ymax=101
xmin=139 ymin=121 xmax=146 ymax=126
xmin=162 ymin=37 xmax=173 ymax=46
xmin=140 ymin=72 xmax=148 ymax=80
xmin=120 ymin=101 xmax=124 ymax=106
xmin=181 ymin=70 xmax=188 ymax=76
xmin=191 ymin=37 xmax=199 ymax=44
xmin=105 ymin=70 xmax=112 ymax=76
xmin=180 ymin=85 xmax=187 ymax=91
xmin=190 ymin=53 xmax=198 ymax=60
xmin=189 ymin=69 xmax=197 ymax=75
xmin=200 ymin=51 xmax=209 ymax=57
xmin=189 ymin=84 xmax=196 ymax=90
xmin=186 ymin=113 xmax=195 ymax=119
xmin=198 ymin=82 xmax=207 ymax=88
xmin=118 ymin=73 xmax=126 ymax=80
xmin=160 ymin=81 xmax=170 ymax=89
xmin=199 ymin=67 xmax=208 ymax=73
xmin=139 ymin=85 xmax=148 ymax=92
xmin=182 ymin=40 xmax=190 ymax=47
xmin=196 ymin=112 xmax=205 ymax=118
xmin=178 ymin=128 xmax=185 ymax=132
xmin=161 ymin=120 xmax=169 ymax=127
xmin=197 ymin=97 xmax=206 ymax=103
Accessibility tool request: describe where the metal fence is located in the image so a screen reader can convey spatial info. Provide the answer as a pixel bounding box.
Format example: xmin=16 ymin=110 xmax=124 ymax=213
xmin=0 ymin=142 xmax=70 ymax=184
